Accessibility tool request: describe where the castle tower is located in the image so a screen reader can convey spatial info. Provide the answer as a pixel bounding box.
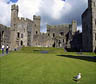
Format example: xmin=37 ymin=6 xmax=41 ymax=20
xmin=33 ymin=15 xmax=41 ymax=35
xmin=88 ymin=0 xmax=96 ymax=9
xmin=90 ymin=0 xmax=96 ymax=52
xmin=72 ymin=20 xmax=77 ymax=35
xmin=82 ymin=0 xmax=96 ymax=52
xmin=11 ymin=4 xmax=19 ymax=28
xmin=10 ymin=4 xmax=19 ymax=50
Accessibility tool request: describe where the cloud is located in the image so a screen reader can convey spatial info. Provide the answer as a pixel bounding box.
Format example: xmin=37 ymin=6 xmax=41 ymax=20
xmin=0 ymin=0 xmax=11 ymax=26
xmin=38 ymin=0 xmax=88 ymax=32
xmin=0 ymin=0 xmax=88 ymax=32
xmin=52 ymin=0 xmax=71 ymax=20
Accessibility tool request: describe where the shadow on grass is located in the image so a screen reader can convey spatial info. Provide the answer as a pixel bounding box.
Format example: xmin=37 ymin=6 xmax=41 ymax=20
xmin=33 ymin=50 xmax=49 ymax=54
xmin=57 ymin=55 xmax=96 ymax=62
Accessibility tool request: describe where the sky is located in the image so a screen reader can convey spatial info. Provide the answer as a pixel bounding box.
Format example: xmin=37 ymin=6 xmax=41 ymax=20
xmin=0 ymin=0 xmax=88 ymax=32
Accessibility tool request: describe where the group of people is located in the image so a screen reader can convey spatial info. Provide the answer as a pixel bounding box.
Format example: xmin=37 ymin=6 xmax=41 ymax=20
xmin=1 ymin=44 xmax=9 ymax=55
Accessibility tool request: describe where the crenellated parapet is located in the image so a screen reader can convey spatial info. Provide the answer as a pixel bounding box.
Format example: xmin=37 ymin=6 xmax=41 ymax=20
xmin=33 ymin=15 xmax=41 ymax=20
xmin=18 ymin=17 xmax=27 ymax=22
xmin=47 ymin=24 xmax=71 ymax=28
xmin=11 ymin=4 xmax=19 ymax=11
xmin=26 ymin=18 xmax=34 ymax=23
xmin=0 ymin=24 xmax=10 ymax=30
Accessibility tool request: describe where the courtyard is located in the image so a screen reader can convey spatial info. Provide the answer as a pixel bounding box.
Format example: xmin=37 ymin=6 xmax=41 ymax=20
xmin=0 ymin=47 xmax=96 ymax=84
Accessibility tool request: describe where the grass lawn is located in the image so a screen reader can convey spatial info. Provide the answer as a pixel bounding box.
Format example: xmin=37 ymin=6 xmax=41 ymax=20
xmin=0 ymin=50 xmax=1 ymax=54
xmin=0 ymin=47 xmax=96 ymax=84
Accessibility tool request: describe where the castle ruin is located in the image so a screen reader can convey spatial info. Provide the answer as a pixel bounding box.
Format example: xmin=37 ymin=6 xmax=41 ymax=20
xmin=0 ymin=4 xmax=79 ymax=51
xmin=0 ymin=0 xmax=95 ymax=52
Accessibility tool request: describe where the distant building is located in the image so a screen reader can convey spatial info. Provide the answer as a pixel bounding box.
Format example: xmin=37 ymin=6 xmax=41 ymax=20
xmin=82 ymin=0 xmax=96 ymax=52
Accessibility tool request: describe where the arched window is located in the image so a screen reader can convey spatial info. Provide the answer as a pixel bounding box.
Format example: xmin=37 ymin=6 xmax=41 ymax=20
xmin=48 ymin=33 xmax=50 ymax=36
xmin=2 ymin=31 xmax=4 ymax=35
xmin=63 ymin=39 xmax=64 ymax=43
xmin=53 ymin=33 xmax=55 ymax=37
xmin=36 ymin=31 xmax=38 ymax=34
xmin=2 ymin=31 xmax=4 ymax=38
xmin=60 ymin=32 xmax=64 ymax=36
xmin=95 ymin=33 xmax=96 ymax=40
xmin=95 ymin=19 xmax=96 ymax=25
xmin=17 ymin=32 xmax=20 ymax=38
xmin=21 ymin=34 xmax=23 ymax=38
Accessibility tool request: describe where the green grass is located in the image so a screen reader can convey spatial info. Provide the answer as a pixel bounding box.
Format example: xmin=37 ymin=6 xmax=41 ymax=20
xmin=0 ymin=47 xmax=96 ymax=84
xmin=0 ymin=50 xmax=1 ymax=54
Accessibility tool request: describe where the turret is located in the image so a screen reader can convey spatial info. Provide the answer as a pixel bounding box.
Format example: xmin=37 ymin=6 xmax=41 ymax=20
xmin=72 ymin=20 xmax=77 ymax=35
xmin=33 ymin=15 xmax=41 ymax=35
xmin=11 ymin=4 xmax=19 ymax=27
xmin=88 ymin=0 xmax=96 ymax=9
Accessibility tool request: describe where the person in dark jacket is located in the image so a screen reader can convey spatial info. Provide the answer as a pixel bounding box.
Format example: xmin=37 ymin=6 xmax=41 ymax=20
xmin=6 ymin=45 xmax=9 ymax=54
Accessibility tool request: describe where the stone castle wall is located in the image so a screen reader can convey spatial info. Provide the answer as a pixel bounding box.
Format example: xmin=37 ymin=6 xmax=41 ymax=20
xmin=9 ymin=4 xmax=41 ymax=50
xmin=92 ymin=0 xmax=96 ymax=52
xmin=82 ymin=0 xmax=96 ymax=52
xmin=46 ymin=20 xmax=77 ymax=48
xmin=32 ymin=33 xmax=54 ymax=47
xmin=0 ymin=24 xmax=11 ymax=48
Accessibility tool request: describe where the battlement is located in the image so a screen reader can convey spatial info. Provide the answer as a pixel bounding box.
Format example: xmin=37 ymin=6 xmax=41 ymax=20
xmin=0 ymin=24 xmax=10 ymax=30
xmin=18 ymin=17 xmax=27 ymax=22
xmin=33 ymin=15 xmax=41 ymax=20
xmin=26 ymin=18 xmax=33 ymax=23
xmin=72 ymin=20 xmax=77 ymax=23
xmin=47 ymin=24 xmax=71 ymax=29
xmin=11 ymin=4 xmax=18 ymax=11
xmin=0 ymin=24 xmax=8 ymax=28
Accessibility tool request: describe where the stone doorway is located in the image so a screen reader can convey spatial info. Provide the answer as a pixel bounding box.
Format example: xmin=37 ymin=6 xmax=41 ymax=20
xmin=53 ymin=42 xmax=55 ymax=47
xmin=21 ymin=40 xmax=23 ymax=46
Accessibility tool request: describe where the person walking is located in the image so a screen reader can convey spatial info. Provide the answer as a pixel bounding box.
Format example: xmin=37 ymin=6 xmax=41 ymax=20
xmin=6 ymin=45 xmax=9 ymax=54
xmin=1 ymin=44 xmax=5 ymax=55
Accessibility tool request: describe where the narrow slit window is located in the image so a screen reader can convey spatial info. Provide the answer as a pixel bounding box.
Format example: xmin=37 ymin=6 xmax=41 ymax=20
xmin=95 ymin=33 xmax=96 ymax=40
xmin=17 ymin=32 xmax=20 ymax=38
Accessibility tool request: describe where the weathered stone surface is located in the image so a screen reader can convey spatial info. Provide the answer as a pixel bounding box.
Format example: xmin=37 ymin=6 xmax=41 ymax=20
xmin=0 ymin=24 xmax=11 ymax=49
xmin=82 ymin=0 xmax=96 ymax=52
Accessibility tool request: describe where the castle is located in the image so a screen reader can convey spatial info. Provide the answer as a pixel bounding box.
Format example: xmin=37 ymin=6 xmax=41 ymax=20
xmin=0 ymin=4 xmax=78 ymax=51
xmin=0 ymin=4 xmax=41 ymax=50
xmin=0 ymin=0 xmax=96 ymax=52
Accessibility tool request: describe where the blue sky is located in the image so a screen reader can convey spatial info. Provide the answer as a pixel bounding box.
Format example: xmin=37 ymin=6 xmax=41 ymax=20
xmin=9 ymin=0 xmax=18 ymax=3
xmin=6 ymin=0 xmax=18 ymax=4
xmin=0 ymin=0 xmax=88 ymax=32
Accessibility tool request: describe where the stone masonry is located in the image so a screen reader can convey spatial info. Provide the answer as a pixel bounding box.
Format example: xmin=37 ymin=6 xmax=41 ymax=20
xmin=0 ymin=24 xmax=10 ymax=48
xmin=46 ymin=20 xmax=77 ymax=48
xmin=82 ymin=0 xmax=96 ymax=52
